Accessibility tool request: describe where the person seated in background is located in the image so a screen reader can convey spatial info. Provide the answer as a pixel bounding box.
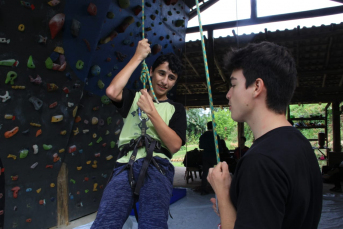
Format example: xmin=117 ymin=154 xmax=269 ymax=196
xmin=234 ymin=136 xmax=249 ymax=159
xmin=219 ymin=139 xmax=230 ymax=161
xmin=322 ymin=160 xmax=343 ymax=192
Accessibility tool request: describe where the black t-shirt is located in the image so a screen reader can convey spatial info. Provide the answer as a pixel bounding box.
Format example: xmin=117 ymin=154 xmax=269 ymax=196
xmin=199 ymin=131 xmax=221 ymax=161
xmin=113 ymin=88 xmax=186 ymax=146
xmin=230 ymin=126 xmax=323 ymax=229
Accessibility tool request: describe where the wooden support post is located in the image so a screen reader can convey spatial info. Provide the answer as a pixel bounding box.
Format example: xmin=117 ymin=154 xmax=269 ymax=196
xmin=57 ymin=162 xmax=69 ymax=226
xmin=237 ymin=122 xmax=244 ymax=146
xmin=332 ymin=102 xmax=341 ymax=152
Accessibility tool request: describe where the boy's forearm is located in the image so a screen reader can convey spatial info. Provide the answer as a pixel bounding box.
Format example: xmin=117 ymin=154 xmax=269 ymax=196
xmin=106 ymin=55 xmax=142 ymax=101
xmin=218 ymin=194 xmax=236 ymax=229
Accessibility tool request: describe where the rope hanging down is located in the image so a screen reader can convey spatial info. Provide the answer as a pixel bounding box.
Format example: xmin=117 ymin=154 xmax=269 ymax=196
xmin=140 ymin=0 xmax=159 ymax=104
xmin=195 ymin=0 xmax=220 ymax=164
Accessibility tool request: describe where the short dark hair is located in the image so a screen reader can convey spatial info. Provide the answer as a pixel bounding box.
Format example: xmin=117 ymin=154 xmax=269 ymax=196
xmin=152 ymin=53 xmax=183 ymax=79
xmin=224 ymin=41 xmax=297 ymax=114
xmin=207 ymin=121 xmax=213 ymax=130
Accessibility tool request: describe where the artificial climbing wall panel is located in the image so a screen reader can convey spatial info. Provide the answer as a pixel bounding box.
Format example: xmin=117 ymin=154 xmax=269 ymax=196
xmin=63 ymin=0 xmax=189 ymax=99
xmin=0 ymin=0 xmax=188 ymax=228
xmin=0 ymin=1 xmax=85 ymax=228
xmin=62 ymin=0 xmax=189 ymax=221
xmin=64 ymin=92 xmax=122 ymax=221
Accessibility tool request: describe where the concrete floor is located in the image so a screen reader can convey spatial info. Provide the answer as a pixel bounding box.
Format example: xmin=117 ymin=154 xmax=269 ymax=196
xmin=55 ymin=167 xmax=343 ymax=229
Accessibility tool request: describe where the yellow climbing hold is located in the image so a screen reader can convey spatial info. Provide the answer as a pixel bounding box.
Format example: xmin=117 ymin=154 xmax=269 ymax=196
xmin=54 ymin=46 xmax=64 ymax=54
xmin=36 ymin=188 xmax=42 ymax=193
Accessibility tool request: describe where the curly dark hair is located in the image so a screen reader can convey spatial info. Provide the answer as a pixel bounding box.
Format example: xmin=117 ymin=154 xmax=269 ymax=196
xmin=152 ymin=53 xmax=183 ymax=79
xmin=224 ymin=41 xmax=297 ymax=114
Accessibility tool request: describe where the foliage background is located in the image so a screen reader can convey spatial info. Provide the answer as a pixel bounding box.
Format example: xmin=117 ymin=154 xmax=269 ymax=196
xmin=173 ymin=103 xmax=343 ymax=167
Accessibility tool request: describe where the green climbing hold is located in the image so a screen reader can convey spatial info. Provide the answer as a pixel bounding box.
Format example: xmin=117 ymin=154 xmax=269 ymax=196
xmin=136 ymin=22 xmax=141 ymax=27
xmin=89 ymin=142 xmax=93 ymax=146
xmin=107 ymin=117 xmax=112 ymax=125
xmin=27 ymin=55 xmax=35 ymax=69
xmin=45 ymin=57 xmax=53 ymax=69
xmin=85 ymin=189 xmax=89 ymax=193
xmin=107 ymin=12 xmax=115 ymax=19
xmin=107 ymin=72 xmax=112 ymax=77
xmin=168 ymin=11 xmax=172 ymax=16
xmin=101 ymin=95 xmax=111 ymax=105
xmin=76 ymin=60 xmax=84 ymax=70
xmin=0 ymin=59 xmax=17 ymax=67
xmin=175 ymin=20 xmax=184 ymax=27
xmin=96 ymin=137 xmax=103 ymax=143
xmin=43 ymin=144 xmax=53 ymax=150
xmin=118 ymin=0 xmax=130 ymax=9
xmin=70 ymin=179 xmax=76 ymax=184
xmin=163 ymin=17 xmax=167 ymax=21
xmin=19 ymin=149 xmax=29 ymax=159
xmin=98 ymin=80 xmax=105 ymax=89
xmin=5 ymin=71 xmax=17 ymax=85
xmin=111 ymin=141 xmax=116 ymax=149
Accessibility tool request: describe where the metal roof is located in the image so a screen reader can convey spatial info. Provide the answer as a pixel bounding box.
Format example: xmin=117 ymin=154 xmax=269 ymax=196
xmin=176 ymin=23 xmax=343 ymax=107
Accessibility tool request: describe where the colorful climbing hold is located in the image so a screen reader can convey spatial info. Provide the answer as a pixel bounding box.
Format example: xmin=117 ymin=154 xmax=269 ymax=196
xmin=118 ymin=0 xmax=130 ymax=9
xmin=43 ymin=144 xmax=52 ymax=150
xmin=87 ymin=3 xmax=97 ymax=15
xmin=49 ymin=13 xmax=65 ymax=39
xmin=71 ymin=19 xmax=81 ymax=37
xmin=51 ymin=115 xmax=63 ymax=122
xmin=18 ymin=24 xmax=25 ymax=32
xmin=4 ymin=126 xmax=19 ymax=138
xmin=5 ymin=71 xmax=17 ymax=85
xmin=36 ymin=129 xmax=42 ymax=137
xmin=27 ymin=55 xmax=35 ymax=68
xmin=98 ymin=80 xmax=105 ymax=89
xmin=19 ymin=149 xmax=29 ymax=159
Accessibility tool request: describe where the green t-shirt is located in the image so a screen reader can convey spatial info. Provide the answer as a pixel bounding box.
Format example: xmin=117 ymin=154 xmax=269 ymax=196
xmin=113 ymin=89 xmax=186 ymax=163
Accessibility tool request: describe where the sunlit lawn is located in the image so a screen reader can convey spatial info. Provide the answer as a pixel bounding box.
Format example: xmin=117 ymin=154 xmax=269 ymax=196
xmin=171 ymin=144 xmax=198 ymax=167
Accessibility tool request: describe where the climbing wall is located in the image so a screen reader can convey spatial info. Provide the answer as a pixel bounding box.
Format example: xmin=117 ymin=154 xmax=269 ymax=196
xmin=0 ymin=0 xmax=188 ymax=228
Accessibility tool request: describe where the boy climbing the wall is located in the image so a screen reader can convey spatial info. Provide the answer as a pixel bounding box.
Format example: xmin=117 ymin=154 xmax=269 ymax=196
xmin=91 ymin=39 xmax=186 ymax=229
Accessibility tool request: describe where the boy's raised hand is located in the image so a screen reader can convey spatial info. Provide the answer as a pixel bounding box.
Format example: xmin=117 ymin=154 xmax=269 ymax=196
xmin=134 ymin=39 xmax=151 ymax=62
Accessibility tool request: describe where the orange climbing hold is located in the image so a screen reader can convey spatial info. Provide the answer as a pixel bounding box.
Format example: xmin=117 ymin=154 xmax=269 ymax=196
xmin=36 ymin=129 xmax=42 ymax=137
xmin=4 ymin=126 xmax=19 ymax=138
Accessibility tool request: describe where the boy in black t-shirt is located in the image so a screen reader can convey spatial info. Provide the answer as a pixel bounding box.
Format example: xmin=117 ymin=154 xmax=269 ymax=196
xmin=207 ymin=42 xmax=323 ymax=229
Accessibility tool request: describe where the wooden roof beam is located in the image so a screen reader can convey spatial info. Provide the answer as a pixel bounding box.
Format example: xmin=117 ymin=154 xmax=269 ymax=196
xmin=322 ymin=74 xmax=327 ymax=88
xmin=325 ymin=37 xmax=333 ymax=67
xmin=182 ymin=83 xmax=192 ymax=94
xmin=214 ymin=56 xmax=226 ymax=82
xmin=183 ymin=53 xmax=200 ymax=77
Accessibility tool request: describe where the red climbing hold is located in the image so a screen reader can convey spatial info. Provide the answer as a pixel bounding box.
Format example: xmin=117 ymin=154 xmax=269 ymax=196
xmin=49 ymin=13 xmax=65 ymax=39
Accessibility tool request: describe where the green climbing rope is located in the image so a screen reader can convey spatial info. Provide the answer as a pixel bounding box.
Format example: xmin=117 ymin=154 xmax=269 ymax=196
xmin=195 ymin=0 xmax=220 ymax=164
xmin=140 ymin=0 xmax=159 ymax=104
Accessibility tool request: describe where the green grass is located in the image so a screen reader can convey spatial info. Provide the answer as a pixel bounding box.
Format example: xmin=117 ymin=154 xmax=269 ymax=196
xmin=171 ymin=144 xmax=198 ymax=167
